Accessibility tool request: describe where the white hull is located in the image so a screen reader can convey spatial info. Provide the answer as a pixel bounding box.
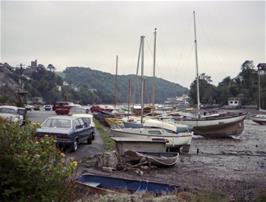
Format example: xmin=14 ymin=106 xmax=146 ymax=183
xmin=250 ymin=115 xmax=266 ymax=125
xmin=111 ymin=128 xmax=192 ymax=148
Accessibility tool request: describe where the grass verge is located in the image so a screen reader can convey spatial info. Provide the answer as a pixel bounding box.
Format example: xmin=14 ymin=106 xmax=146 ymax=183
xmin=94 ymin=119 xmax=115 ymax=151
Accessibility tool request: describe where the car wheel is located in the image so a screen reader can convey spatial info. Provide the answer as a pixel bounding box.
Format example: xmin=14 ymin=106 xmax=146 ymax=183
xmin=87 ymin=135 xmax=92 ymax=144
xmin=71 ymin=139 xmax=78 ymax=152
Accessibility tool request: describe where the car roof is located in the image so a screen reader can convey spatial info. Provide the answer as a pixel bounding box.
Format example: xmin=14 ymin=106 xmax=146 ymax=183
xmin=46 ymin=116 xmax=79 ymax=120
xmin=72 ymin=113 xmax=93 ymax=118
xmin=0 ymin=105 xmax=18 ymax=110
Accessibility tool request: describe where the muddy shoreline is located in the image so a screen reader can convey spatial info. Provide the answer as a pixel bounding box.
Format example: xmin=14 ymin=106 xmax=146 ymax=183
xmin=79 ymin=109 xmax=266 ymax=202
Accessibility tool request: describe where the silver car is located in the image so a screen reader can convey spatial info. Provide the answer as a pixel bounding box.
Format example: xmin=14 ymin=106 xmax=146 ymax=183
xmin=0 ymin=105 xmax=24 ymax=125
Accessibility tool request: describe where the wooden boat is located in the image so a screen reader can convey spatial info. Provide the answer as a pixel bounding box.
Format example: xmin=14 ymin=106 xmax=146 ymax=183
xmin=174 ymin=112 xmax=247 ymax=138
xmin=250 ymin=114 xmax=266 ymax=125
xmin=77 ymin=174 xmax=177 ymax=194
xmin=123 ymin=150 xmax=179 ymax=167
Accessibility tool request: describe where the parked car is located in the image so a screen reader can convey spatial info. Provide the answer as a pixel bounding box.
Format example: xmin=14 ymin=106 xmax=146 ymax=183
xmin=72 ymin=113 xmax=95 ymax=140
xmin=0 ymin=105 xmax=24 ymax=125
xmin=44 ymin=105 xmax=52 ymax=111
xmin=36 ymin=116 xmax=94 ymax=152
xmin=33 ymin=105 xmax=41 ymax=111
xmin=25 ymin=104 xmax=34 ymax=111
xmin=53 ymin=101 xmax=72 ymax=115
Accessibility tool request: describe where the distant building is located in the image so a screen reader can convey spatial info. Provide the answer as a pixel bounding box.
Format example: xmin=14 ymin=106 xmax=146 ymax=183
xmin=88 ymin=88 xmax=97 ymax=93
xmin=63 ymin=81 xmax=69 ymax=86
xmin=164 ymin=94 xmax=189 ymax=110
xmin=228 ymin=97 xmax=241 ymax=107
xmin=31 ymin=60 xmax=38 ymax=68
xmin=57 ymin=86 xmax=62 ymax=92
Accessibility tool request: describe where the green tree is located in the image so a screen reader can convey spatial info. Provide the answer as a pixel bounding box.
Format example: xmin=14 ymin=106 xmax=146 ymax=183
xmin=189 ymin=73 xmax=217 ymax=105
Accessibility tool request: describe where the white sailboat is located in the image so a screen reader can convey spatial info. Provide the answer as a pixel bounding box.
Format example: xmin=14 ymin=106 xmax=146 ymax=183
xmin=111 ymin=33 xmax=193 ymax=153
xmin=174 ymin=11 xmax=247 ymax=138
xmin=250 ymin=63 xmax=266 ymax=125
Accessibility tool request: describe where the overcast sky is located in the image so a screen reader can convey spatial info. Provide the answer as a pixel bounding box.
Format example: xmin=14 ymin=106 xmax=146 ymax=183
xmin=1 ymin=1 xmax=265 ymax=87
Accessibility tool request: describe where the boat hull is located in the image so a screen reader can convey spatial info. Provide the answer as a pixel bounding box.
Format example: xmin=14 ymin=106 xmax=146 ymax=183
xmin=251 ymin=117 xmax=266 ymax=125
xmin=111 ymin=128 xmax=192 ymax=152
xmin=77 ymin=174 xmax=177 ymax=194
xmin=176 ymin=114 xmax=246 ymax=138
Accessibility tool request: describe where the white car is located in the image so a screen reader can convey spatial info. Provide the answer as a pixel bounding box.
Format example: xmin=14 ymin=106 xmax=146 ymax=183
xmin=0 ymin=106 xmax=24 ymax=125
xmin=72 ymin=113 xmax=95 ymax=140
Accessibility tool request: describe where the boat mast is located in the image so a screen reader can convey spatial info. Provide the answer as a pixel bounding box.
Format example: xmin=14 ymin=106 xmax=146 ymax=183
xmin=193 ymin=11 xmax=201 ymax=118
xmin=140 ymin=36 xmax=145 ymax=124
xmin=114 ymin=55 xmax=118 ymax=109
xmin=128 ymin=79 xmax=131 ymax=117
xmin=258 ymin=67 xmax=261 ymax=111
xmin=152 ymin=28 xmax=157 ymax=115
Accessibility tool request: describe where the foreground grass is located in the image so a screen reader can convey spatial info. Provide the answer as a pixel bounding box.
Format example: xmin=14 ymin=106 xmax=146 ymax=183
xmin=94 ymin=119 xmax=115 ymax=151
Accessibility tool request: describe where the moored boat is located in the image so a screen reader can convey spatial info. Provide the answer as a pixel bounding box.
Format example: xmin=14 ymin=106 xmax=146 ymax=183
xmin=250 ymin=114 xmax=266 ymax=125
xmin=174 ymin=112 xmax=247 ymax=138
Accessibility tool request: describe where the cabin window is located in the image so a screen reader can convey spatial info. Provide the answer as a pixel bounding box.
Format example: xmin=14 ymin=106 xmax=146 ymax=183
xmin=164 ymin=129 xmax=176 ymax=134
xmin=148 ymin=130 xmax=162 ymax=135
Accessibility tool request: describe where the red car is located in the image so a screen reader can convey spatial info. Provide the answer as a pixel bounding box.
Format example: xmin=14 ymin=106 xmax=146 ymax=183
xmin=53 ymin=101 xmax=72 ymax=115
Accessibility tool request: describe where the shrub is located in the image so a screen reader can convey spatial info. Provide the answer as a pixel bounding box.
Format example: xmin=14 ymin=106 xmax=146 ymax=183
xmin=0 ymin=119 xmax=77 ymax=202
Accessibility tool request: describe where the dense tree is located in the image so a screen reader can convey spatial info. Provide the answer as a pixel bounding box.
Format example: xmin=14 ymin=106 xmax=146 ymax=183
xmin=47 ymin=64 xmax=56 ymax=72
xmin=189 ymin=73 xmax=217 ymax=105
xmin=189 ymin=60 xmax=266 ymax=108
xmin=63 ymin=67 xmax=188 ymax=104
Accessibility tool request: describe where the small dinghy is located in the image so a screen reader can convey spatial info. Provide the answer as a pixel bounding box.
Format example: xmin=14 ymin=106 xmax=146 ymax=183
xmin=77 ymin=174 xmax=177 ymax=195
xmin=124 ymin=150 xmax=179 ymax=167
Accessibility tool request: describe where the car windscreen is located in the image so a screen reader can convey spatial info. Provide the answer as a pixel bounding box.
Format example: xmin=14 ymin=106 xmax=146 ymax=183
xmin=82 ymin=117 xmax=91 ymax=125
xmin=42 ymin=118 xmax=71 ymax=129
xmin=0 ymin=108 xmax=17 ymax=114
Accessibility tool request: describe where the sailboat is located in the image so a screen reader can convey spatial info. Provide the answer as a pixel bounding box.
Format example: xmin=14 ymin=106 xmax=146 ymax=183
xmin=111 ymin=34 xmax=193 ymax=153
xmin=250 ymin=63 xmax=266 ymax=125
xmin=174 ymin=11 xmax=247 ymax=138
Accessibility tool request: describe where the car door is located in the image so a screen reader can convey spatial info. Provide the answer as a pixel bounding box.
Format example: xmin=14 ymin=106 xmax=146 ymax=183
xmin=82 ymin=117 xmax=93 ymax=135
xmin=77 ymin=118 xmax=88 ymax=141
xmin=73 ymin=119 xmax=83 ymax=142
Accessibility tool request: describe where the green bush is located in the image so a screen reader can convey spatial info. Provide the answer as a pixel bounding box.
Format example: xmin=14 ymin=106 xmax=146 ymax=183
xmin=0 ymin=119 xmax=77 ymax=202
